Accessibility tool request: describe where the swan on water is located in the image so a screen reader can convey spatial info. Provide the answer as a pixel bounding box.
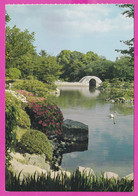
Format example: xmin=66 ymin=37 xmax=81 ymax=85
xmin=109 ymin=112 xmax=116 ymax=118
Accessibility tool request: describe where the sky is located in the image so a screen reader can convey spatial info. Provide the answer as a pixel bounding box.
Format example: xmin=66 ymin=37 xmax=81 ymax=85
xmin=6 ymin=4 xmax=134 ymax=61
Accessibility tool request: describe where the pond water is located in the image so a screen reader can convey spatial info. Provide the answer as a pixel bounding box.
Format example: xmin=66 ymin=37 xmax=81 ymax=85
xmin=56 ymin=87 xmax=134 ymax=178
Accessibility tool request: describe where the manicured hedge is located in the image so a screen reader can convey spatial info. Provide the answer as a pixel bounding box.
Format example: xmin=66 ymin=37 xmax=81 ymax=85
xmin=18 ymin=129 xmax=53 ymax=161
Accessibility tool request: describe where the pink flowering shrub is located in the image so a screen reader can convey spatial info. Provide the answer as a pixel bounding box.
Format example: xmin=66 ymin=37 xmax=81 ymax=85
xmin=16 ymin=90 xmax=35 ymax=100
xmin=17 ymin=90 xmax=64 ymax=138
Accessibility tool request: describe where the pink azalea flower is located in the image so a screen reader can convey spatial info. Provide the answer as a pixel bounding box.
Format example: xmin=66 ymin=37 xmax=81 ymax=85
xmin=38 ymin=120 xmax=42 ymax=124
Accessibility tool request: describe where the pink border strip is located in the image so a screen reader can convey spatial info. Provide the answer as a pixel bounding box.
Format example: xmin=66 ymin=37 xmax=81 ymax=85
xmin=0 ymin=0 xmax=138 ymax=195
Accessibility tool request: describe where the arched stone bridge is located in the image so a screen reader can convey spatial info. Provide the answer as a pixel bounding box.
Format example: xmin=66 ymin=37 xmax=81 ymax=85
xmin=79 ymin=76 xmax=102 ymax=88
xmin=55 ymin=76 xmax=102 ymax=88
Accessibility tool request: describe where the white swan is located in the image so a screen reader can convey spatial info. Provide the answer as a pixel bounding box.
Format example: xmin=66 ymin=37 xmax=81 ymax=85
xmin=109 ymin=112 xmax=116 ymax=118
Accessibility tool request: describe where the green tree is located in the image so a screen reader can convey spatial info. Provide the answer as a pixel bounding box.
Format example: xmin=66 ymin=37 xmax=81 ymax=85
xmin=115 ymin=4 xmax=134 ymax=63
xmin=57 ymin=50 xmax=100 ymax=82
xmin=82 ymin=51 xmax=100 ymax=65
xmin=34 ymin=55 xmax=62 ymax=84
xmin=92 ymin=59 xmax=115 ymax=80
xmin=6 ymin=12 xmax=11 ymax=24
xmin=57 ymin=50 xmax=72 ymax=81
xmin=118 ymin=4 xmax=134 ymax=18
xmin=39 ymin=50 xmax=48 ymax=57
xmin=114 ymin=56 xmax=134 ymax=81
xmin=15 ymin=52 xmax=37 ymax=78
xmin=6 ymin=25 xmax=36 ymax=69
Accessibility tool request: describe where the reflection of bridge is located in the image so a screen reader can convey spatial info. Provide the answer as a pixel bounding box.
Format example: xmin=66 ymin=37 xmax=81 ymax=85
xmin=55 ymin=76 xmax=102 ymax=88
xmin=57 ymin=86 xmax=100 ymax=98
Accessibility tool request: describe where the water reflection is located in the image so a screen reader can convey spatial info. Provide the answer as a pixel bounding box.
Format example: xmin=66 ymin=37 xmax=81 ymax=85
xmin=56 ymin=88 xmax=104 ymax=109
xmin=110 ymin=103 xmax=134 ymax=116
xmin=55 ymin=87 xmax=133 ymax=177
xmin=53 ymin=140 xmax=88 ymax=167
xmin=58 ymin=86 xmax=100 ymax=98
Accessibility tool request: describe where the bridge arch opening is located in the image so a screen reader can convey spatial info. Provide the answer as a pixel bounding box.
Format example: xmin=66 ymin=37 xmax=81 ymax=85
xmin=89 ymin=79 xmax=96 ymax=88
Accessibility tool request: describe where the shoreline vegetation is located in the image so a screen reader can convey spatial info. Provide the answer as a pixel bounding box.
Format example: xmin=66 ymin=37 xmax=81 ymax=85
xmin=6 ymin=154 xmax=133 ymax=192
xmin=98 ymin=79 xmax=134 ymax=104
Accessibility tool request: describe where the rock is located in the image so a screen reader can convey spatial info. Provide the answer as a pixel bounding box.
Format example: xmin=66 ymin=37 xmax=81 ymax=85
xmin=78 ymin=166 xmax=95 ymax=176
xmin=23 ymin=153 xmax=50 ymax=171
xmin=123 ymin=173 xmax=133 ymax=181
xmin=103 ymin=172 xmax=119 ymax=180
xmin=10 ymin=152 xmax=51 ymax=171
xmin=62 ymin=119 xmax=88 ymax=142
xmin=10 ymin=152 xmax=26 ymax=163
xmin=50 ymin=170 xmax=71 ymax=179
xmin=9 ymin=159 xmax=47 ymax=182
xmin=119 ymin=97 xmax=126 ymax=103
xmin=49 ymin=88 xmax=60 ymax=97
xmin=9 ymin=152 xmax=71 ymax=183
xmin=56 ymin=88 xmax=60 ymax=96
xmin=110 ymin=99 xmax=115 ymax=103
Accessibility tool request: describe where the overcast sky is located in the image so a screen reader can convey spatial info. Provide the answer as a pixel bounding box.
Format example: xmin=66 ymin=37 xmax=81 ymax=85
xmin=6 ymin=4 xmax=133 ymax=61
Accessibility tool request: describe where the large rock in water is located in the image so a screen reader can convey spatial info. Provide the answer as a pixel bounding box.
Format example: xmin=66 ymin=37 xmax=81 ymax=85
xmin=62 ymin=119 xmax=88 ymax=142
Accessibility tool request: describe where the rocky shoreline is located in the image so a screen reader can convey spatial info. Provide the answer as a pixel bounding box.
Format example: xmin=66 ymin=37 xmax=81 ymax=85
xmin=105 ymin=97 xmax=134 ymax=104
xmin=9 ymin=152 xmax=133 ymax=183
xmin=8 ymin=119 xmax=133 ymax=184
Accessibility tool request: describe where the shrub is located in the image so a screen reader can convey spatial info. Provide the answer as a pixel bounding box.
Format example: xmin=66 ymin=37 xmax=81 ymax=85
xmin=18 ymin=129 xmax=53 ymax=161
xmin=100 ymin=79 xmax=110 ymax=89
xmin=6 ymin=91 xmax=30 ymax=128
xmin=15 ymin=127 xmax=28 ymax=142
xmin=12 ymin=79 xmax=51 ymax=97
xmin=6 ymin=91 xmax=23 ymax=108
xmin=16 ymin=90 xmax=58 ymax=106
xmin=5 ymin=93 xmax=19 ymax=168
xmin=18 ymin=109 xmax=31 ymax=128
xmin=5 ymin=91 xmax=31 ymax=167
xmin=25 ymin=98 xmax=64 ymax=138
xmin=5 ymin=105 xmax=18 ymax=150
xmin=6 ymin=90 xmax=27 ymax=109
xmin=26 ymin=75 xmax=34 ymax=80
xmin=16 ymin=90 xmax=35 ymax=100
xmin=6 ymin=68 xmax=21 ymax=79
xmin=5 ymin=92 xmax=21 ymax=135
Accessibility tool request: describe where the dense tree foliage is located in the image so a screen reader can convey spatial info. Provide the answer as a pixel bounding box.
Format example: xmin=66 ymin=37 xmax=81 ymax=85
xmin=115 ymin=4 xmax=134 ymax=63
xmin=118 ymin=4 xmax=134 ymax=18
xmin=6 ymin=12 xmax=134 ymax=84
xmin=34 ymin=55 xmax=62 ymax=84
xmin=6 ymin=12 xmax=11 ymax=24
xmin=57 ymin=50 xmax=133 ymax=82
xmin=6 ymin=67 xmax=21 ymax=79
xmin=57 ymin=50 xmax=101 ymax=81
xmin=6 ymin=26 xmax=36 ymax=69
